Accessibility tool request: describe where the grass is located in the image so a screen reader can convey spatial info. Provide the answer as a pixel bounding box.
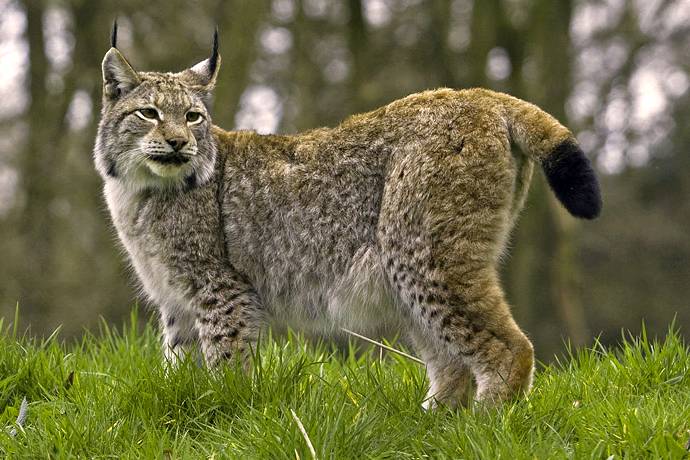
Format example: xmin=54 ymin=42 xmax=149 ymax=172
xmin=1 ymin=311 xmax=689 ymax=459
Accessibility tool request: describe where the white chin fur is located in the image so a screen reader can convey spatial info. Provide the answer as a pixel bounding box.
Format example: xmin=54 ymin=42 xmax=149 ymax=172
xmin=145 ymin=160 xmax=185 ymax=178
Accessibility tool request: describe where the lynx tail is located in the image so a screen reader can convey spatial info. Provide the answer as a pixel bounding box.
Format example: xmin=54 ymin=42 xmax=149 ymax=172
xmin=498 ymin=92 xmax=602 ymax=219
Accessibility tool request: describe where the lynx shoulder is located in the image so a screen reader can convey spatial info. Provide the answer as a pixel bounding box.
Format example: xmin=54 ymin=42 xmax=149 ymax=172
xmin=94 ymin=25 xmax=601 ymax=407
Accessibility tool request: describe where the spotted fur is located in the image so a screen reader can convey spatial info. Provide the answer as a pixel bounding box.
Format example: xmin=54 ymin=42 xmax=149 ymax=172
xmin=94 ymin=29 xmax=601 ymax=407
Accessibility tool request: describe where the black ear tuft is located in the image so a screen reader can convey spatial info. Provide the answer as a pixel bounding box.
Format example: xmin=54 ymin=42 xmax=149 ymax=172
xmin=209 ymin=27 xmax=219 ymax=75
xmin=111 ymin=20 xmax=118 ymax=48
xmin=183 ymin=28 xmax=221 ymax=90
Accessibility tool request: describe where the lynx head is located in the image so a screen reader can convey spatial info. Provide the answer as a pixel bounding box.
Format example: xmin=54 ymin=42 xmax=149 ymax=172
xmin=94 ymin=23 xmax=220 ymax=192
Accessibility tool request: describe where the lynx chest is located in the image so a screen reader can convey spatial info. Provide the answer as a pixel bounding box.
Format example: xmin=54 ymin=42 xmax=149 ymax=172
xmin=103 ymin=182 xmax=194 ymax=311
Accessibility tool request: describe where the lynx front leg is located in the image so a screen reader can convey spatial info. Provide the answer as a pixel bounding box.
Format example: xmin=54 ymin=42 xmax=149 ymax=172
xmin=160 ymin=306 xmax=198 ymax=366
xmin=193 ymin=283 xmax=265 ymax=369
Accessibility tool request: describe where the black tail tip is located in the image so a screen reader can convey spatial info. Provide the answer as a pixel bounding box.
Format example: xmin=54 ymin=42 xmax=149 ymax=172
xmin=543 ymin=140 xmax=602 ymax=220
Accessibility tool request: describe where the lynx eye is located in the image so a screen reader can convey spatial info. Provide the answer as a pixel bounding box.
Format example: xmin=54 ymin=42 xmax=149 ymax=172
xmin=186 ymin=111 xmax=203 ymax=124
xmin=135 ymin=108 xmax=160 ymax=121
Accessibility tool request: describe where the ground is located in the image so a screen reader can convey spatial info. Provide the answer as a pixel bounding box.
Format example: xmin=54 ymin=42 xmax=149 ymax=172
xmin=1 ymin=310 xmax=689 ymax=458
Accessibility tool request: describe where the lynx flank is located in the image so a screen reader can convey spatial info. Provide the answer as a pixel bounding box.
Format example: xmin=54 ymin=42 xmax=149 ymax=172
xmin=94 ymin=26 xmax=601 ymax=408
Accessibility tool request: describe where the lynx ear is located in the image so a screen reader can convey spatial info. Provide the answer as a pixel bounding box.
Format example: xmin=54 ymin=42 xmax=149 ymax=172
xmin=102 ymin=47 xmax=140 ymax=100
xmin=181 ymin=29 xmax=221 ymax=91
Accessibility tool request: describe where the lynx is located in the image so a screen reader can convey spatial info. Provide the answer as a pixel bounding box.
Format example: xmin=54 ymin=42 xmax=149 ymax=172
xmin=94 ymin=25 xmax=601 ymax=407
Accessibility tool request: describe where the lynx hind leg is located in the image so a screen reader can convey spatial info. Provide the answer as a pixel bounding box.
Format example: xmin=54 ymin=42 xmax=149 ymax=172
xmin=194 ymin=290 xmax=264 ymax=371
xmin=160 ymin=306 xmax=199 ymax=366
xmin=393 ymin=261 xmax=534 ymax=406
xmin=380 ymin=140 xmax=533 ymax=406
xmin=448 ymin=274 xmax=535 ymax=403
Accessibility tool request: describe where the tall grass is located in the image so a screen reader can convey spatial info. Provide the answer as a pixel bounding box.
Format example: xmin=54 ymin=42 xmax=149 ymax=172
xmin=1 ymin=312 xmax=688 ymax=458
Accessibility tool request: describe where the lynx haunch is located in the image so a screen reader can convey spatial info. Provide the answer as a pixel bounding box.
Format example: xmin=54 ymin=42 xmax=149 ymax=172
xmin=94 ymin=25 xmax=601 ymax=408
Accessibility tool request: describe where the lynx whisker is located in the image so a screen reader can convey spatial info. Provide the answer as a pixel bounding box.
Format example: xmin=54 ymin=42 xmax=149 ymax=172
xmin=340 ymin=328 xmax=425 ymax=365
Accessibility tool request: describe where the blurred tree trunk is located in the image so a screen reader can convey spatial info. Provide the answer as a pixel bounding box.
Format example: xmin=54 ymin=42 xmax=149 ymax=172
xmin=18 ymin=0 xmax=53 ymax=320
xmin=527 ymin=0 xmax=589 ymax=347
xmin=16 ymin=1 xmax=118 ymax=327
xmin=468 ymin=0 xmax=501 ymax=87
xmin=428 ymin=0 xmax=455 ymax=87
xmin=213 ymin=0 xmax=268 ymax=128
xmin=346 ymin=0 xmax=368 ymax=112
xmin=290 ymin=1 xmax=320 ymax=130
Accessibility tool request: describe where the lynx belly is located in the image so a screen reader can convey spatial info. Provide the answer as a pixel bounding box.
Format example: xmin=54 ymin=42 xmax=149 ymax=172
xmin=265 ymin=246 xmax=402 ymax=339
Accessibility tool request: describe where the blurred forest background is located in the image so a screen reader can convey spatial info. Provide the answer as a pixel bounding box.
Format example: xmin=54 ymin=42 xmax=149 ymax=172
xmin=0 ymin=0 xmax=689 ymax=359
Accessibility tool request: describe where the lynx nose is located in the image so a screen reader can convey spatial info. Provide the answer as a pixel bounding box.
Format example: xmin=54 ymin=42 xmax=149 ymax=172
xmin=166 ymin=137 xmax=188 ymax=152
